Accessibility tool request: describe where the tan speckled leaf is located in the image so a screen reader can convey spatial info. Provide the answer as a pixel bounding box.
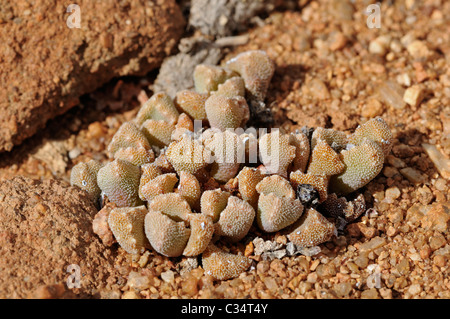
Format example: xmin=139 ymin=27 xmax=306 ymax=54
xmin=144 ymin=210 xmax=190 ymax=257
xmin=108 ymin=206 xmax=150 ymax=254
xmin=97 ymin=159 xmax=142 ymax=207
xmin=202 ymin=243 xmax=252 ymax=280
xmin=329 ymin=139 xmax=384 ymax=195
xmin=215 ymin=196 xmax=256 ymax=242
xmin=135 ymin=92 xmax=179 ymax=126
xmin=183 ymin=213 xmax=214 ymax=256
xmin=200 ymin=189 xmax=231 ymax=222
xmin=287 ymin=208 xmax=336 ymax=248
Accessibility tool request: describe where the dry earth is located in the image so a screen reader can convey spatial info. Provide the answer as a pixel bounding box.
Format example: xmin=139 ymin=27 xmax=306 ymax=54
xmin=0 ymin=0 xmax=449 ymax=299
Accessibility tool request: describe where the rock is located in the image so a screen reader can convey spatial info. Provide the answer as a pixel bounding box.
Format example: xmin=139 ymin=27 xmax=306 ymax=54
xmin=31 ymin=284 xmax=68 ymax=299
xmin=421 ymin=203 xmax=450 ymax=233
xmin=377 ymin=81 xmax=406 ymax=110
xmin=308 ymin=78 xmax=331 ymax=100
xmin=0 ymin=0 xmax=185 ymax=152
xmin=161 ymin=270 xmax=175 ymax=283
xmin=126 ymin=271 xmax=152 ymax=291
xmin=384 ymin=187 xmax=401 ymax=203
xmin=400 ymin=167 xmax=426 ymax=184
xmin=358 ymin=236 xmax=387 ymax=252
xmin=32 ymin=140 xmax=68 ymax=175
xmin=407 ymin=40 xmax=432 ymax=59
xmin=361 ymin=98 xmax=384 ymax=118
xmin=92 ymin=203 xmax=117 ymax=247
xmin=421 ymin=143 xmax=450 ymax=179
xmin=0 ymin=176 xmax=120 ymax=298
xmin=328 ymin=31 xmax=347 ymax=51
xmin=333 ymin=282 xmax=352 ymax=298
xmin=361 ymin=288 xmax=380 ymax=299
xmin=403 ymin=85 xmax=425 ymax=108
xmin=369 ymin=35 xmax=391 ymax=56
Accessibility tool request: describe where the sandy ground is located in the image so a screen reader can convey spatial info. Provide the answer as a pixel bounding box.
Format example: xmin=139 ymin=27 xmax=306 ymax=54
xmin=0 ymin=0 xmax=448 ymax=299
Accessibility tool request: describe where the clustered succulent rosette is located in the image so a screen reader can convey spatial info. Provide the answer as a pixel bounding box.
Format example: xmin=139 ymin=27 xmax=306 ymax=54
xmin=71 ymin=50 xmax=393 ymax=280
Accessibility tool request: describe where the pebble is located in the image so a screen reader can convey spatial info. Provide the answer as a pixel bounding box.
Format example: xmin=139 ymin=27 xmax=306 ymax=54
xmin=433 ymin=255 xmax=446 ymax=267
xmin=161 ymin=270 xmax=175 ymax=284
xmin=354 ymin=253 xmax=369 ymax=269
xmin=308 ymin=78 xmax=330 ymax=100
xmin=359 ymin=236 xmax=387 ymax=252
xmin=396 ymin=73 xmax=412 ymax=87
xmin=403 ymin=85 xmax=425 ymax=108
xmin=361 ymin=288 xmax=379 ymax=299
xmin=328 ymin=31 xmax=347 ymax=51
xmin=378 ymin=81 xmax=406 ymax=110
xmin=68 ymin=147 xmax=81 ymax=160
xmin=361 ymin=98 xmax=384 ymax=118
xmin=263 ymin=277 xmax=278 ymax=292
xmin=306 ymin=272 xmax=318 ymax=284
xmin=384 ymin=187 xmax=401 ymax=203
xmin=386 ymin=155 xmax=406 ymax=168
xmin=400 ymin=167 xmax=426 ymax=184
xmin=407 ymin=40 xmax=431 ymax=59
xmin=333 ymin=282 xmax=352 ymax=298
xmin=429 ymin=234 xmax=445 ymax=251
xmin=407 ymin=284 xmax=422 ymax=296
xmin=421 ymin=203 xmax=450 ymax=233
xmin=126 ymin=271 xmax=151 ymax=291
xmin=122 ymin=290 xmax=141 ymax=299
xmin=383 ymin=166 xmax=399 ymax=178
xmin=421 ymin=144 xmax=450 ymax=179
xmin=369 ymin=35 xmax=391 ymax=56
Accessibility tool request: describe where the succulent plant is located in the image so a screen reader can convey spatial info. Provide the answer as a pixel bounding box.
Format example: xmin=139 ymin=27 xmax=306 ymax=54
xmin=166 ymin=135 xmax=212 ymax=175
xmin=237 ymin=166 xmax=265 ymax=208
xmin=171 ymin=113 xmax=195 ymax=141
xmin=311 ymin=127 xmax=348 ymax=151
xmin=290 ymin=170 xmax=329 ymax=203
xmin=193 ymin=64 xmax=237 ymax=94
xmin=320 ymin=193 xmax=366 ymax=222
xmin=214 ymin=196 xmax=255 ymax=242
xmin=182 ymin=213 xmax=214 ymax=257
xmin=175 ymin=171 xmax=201 ymax=210
xmin=255 ymin=175 xmax=304 ymax=233
xmin=203 ymin=129 xmax=245 ymax=183
xmin=225 ymin=50 xmax=275 ymax=102
xmin=307 ymin=138 xmax=345 ymax=177
xmin=287 ymin=208 xmax=337 ymax=248
xmin=70 ymin=160 xmax=102 ymax=201
xmin=144 ymin=209 xmax=191 ymax=257
xmin=258 ymin=130 xmax=296 ymax=177
xmin=107 ymin=122 xmax=155 ymax=166
xmin=329 ymin=139 xmax=385 ymax=195
xmin=71 ymin=49 xmax=393 ymax=281
xmin=108 ymin=206 xmax=149 ymax=254
xmin=289 ymin=132 xmax=310 ymax=173
xmin=212 ymin=76 xmax=246 ymax=98
xmin=97 ymin=159 xmax=142 ymax=207
xmin=200 ymin=189 xmax=231 ymax=222
xmin=139 ymin=173 xmax=178 ymax=202
xmin=202 ymin=243 xmax=252 ymax=280
xmin=175 ymin=90 xmax=209 ymax=121
xmin=205 ymin=94 xmax=250 ymax=131
xmin=135 ymin=92 xmax=180 ymax=126
xmin=140 ymin=119 xmax=175 ymax=148
xmin=348 ymin=117 xmax=393 ymax=157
